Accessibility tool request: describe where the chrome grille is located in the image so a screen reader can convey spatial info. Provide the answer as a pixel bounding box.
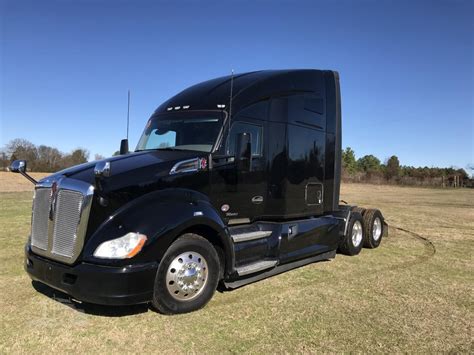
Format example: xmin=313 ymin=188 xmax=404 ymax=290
xmin=29 ymin=178 xmax=94 ymax=264
xmin=51 ymin=190 xmax=84 ymax=258
xmin=31 ymin=188 xmax=51 ymax=250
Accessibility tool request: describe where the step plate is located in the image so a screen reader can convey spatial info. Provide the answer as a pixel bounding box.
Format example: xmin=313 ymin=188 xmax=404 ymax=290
xmin=231 ymin=230 xmax=272 ymax=243
xmin=235 ymin=259 xmax=278 ymax=276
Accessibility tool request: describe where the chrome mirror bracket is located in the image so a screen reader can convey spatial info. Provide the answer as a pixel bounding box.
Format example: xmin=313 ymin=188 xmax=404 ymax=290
xmin=9 ymin=160 xmax=37 ymax=184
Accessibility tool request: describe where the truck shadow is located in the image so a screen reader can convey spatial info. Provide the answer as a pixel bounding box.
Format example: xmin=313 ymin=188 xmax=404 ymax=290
xmin=31 ymin=281 xmax=150 ymax=317
xmin=31 ymin=258 xmax=336 ymax=316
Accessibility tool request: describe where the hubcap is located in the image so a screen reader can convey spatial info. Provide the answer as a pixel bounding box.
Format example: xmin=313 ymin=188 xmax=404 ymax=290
xmin=351 ymin=220 xmax=363 ymax=247
xmin=166 ymin=251 xmax=208 ymax=301
xmin=373 ymin=217 xmax=382 ymax=241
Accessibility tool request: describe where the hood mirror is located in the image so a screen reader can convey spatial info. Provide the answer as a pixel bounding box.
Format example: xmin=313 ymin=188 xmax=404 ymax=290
xmin=94 ymin=161 xmax=110 ymax=196
xmin=10 ymin=160 xmax=26 ymax=173
xmin=94 ymin=161 xmax=111 ymax=178
xmin=9 ymin=160 xmax=37 ymax=184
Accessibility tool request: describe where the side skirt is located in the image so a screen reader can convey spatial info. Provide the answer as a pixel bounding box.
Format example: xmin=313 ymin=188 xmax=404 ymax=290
xmin=223 ymin=249 xmax=337 ymax=289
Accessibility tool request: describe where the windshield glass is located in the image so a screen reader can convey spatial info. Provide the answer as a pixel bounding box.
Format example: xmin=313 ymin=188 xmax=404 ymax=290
xmin=136 ymin=112 xmax=223 ymax=153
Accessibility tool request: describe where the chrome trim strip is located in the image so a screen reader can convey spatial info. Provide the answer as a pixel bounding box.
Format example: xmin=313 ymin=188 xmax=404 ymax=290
xmin=235 ymin=259 xmax=278 ymax=276
xmin=169 ymin=158 xmax=199 ymax=175
xmin=228 ymin=218 xmax=251 ymax=225
xmin=231 ymin=230 xmax=272 ymax=243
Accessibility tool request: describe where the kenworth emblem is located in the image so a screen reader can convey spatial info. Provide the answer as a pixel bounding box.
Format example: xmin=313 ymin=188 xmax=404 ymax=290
xmin=49 ymin=181 xmax=58 ymax=221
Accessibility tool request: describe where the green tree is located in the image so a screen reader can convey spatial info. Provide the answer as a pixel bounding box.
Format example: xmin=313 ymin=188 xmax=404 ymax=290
xmin=385 ymin=155 xmax=400 ymax=180
xmin=342 ymin=147 xmax=358 ymax=175
xmin=357 ymin=155 xmax=381 ymax=174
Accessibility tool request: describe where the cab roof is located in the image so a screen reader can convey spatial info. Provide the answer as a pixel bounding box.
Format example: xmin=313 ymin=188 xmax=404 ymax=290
xmin=154 ymin=69 xmax=331 ymax=115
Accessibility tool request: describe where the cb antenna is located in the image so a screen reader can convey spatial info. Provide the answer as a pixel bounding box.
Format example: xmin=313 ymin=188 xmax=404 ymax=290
xmin=228 ymin=69 xmax=234 ymax=132
xmin=127 ymin=89 xmax=131 ymax=140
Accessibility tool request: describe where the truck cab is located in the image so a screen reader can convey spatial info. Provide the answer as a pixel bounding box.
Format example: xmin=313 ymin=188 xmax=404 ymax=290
xmin=11 ymin=70 xmax=386 ymax=314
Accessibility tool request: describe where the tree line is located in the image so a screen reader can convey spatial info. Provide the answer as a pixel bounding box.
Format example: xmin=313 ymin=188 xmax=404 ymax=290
xmin=0 ymin=138 xmax=101 ymax=173
xmin=0 ymin=138 xmax=471 ymax=187
xmin=342 ymin=147 xmax=471 ymax=187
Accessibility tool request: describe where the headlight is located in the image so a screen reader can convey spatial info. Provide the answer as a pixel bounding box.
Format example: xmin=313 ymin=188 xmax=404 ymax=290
xmin=93 ymin=232 xmax=147 ymax=259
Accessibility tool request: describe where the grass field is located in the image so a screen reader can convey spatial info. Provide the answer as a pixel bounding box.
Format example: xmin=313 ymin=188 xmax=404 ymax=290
xmin=0 ymin=174 xmax=472 ymax=353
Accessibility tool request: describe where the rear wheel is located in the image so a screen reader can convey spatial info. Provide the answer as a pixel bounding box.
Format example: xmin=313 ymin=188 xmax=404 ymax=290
xmin=362 ymin=209 xmax=384 ymax=248
xmin=351 ymin=206 xmax=366 ymax=215
xmin=338 ymin=211 xmax=364 ymax=256
xmin=151 ymin=233 xmax=220 ymax=314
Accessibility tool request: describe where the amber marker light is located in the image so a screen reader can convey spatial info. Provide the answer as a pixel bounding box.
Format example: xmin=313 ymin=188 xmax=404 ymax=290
xmin=126 ymin=236 xmax=147 ymax=258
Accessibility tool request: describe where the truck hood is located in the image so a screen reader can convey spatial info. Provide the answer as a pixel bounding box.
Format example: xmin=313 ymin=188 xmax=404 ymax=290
xmin=40 ymin=150 xmax=206 ymax=187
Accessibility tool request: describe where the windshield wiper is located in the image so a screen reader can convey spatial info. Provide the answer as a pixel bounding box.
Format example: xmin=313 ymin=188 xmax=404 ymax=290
xmin=135 ymin=147 xmax=183 ymax=152
xmin=155 ymin=147 xmax=183 ymax=151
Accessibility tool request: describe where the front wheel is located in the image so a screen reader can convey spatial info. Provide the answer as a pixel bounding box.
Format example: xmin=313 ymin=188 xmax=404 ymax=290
xmin=152 ymin=233 xmax=221 ymax=314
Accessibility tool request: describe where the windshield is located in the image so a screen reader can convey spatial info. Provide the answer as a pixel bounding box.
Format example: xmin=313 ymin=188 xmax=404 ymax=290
xmin=136 ymin=112 xmax=223 ymax=153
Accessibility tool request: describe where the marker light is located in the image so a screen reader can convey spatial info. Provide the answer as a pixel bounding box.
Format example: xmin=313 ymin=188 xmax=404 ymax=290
xmin=93 ymin=232 xmax=147 ymax=259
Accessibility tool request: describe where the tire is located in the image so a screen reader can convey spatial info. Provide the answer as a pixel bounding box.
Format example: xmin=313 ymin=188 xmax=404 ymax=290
xmin=362 ymin=209 xmax=384 ymax=249
xmin=338 ymin=211 xmax=364 ymax=256
xmin=351 ymin=206 xmax=366 ymax=215
xmin=151 ymin=233 xmax=221 ymax=314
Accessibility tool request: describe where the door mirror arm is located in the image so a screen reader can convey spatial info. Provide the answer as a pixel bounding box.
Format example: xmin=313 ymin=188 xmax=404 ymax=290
xmin=9 ymin=160 xmax=37 ymax=184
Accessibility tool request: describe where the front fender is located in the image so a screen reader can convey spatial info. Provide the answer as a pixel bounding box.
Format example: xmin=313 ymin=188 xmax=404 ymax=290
xmin=82 ymin=189 xmax=234 ymax=272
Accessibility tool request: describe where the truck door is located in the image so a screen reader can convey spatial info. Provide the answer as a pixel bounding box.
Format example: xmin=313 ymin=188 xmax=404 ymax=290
xmin=211 ymin=117 xmax=266 ymax=223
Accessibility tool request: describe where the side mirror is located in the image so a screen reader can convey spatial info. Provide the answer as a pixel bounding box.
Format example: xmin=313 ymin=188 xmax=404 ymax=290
xmin=235 ymin=132 xmax=252 ymax=171
xmin=9 ymin=160 xmax=37 ymax=184
xmin=94 ymin=161 xmax=111 ymax=194
xmin=94 ymin=161 xmax=111 ymax=178
xmin=10 ymin=160 xmax=26 ymax=173
xmin=120 ymin=139 xmax=129 ymax=155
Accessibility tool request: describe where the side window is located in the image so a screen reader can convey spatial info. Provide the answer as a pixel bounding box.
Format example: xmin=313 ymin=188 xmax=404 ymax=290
xmin=238 ymin=100 xmax=268 ymax=120
xmin=227 ymin=122 xmax=263 ymax=157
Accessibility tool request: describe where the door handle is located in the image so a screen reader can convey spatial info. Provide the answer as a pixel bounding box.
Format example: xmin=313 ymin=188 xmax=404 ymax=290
xmin=251 ymin=196 xmax=264 ymax=204
xmin=317 ymin=190 xmax=322 ymax=204
xmin=288 ymin=224 xmax=298 ymax=239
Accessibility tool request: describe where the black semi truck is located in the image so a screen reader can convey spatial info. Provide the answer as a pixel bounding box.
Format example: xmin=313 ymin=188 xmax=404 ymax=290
xmin=11 ymin=70 xmax=386 ymax=314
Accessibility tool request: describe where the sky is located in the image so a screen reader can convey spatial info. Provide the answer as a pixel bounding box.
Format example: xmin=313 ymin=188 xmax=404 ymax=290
xmin=1 ymin=0 xmax=473 ymax=171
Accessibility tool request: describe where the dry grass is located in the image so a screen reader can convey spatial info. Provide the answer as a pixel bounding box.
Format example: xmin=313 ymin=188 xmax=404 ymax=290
xmin=0 ymin=172 xmax=50 ymax=192
xmin=0 ymin=183 xmax=473 ymax=353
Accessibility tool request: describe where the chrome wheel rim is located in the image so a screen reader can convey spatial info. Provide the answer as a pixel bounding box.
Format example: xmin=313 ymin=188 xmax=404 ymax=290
xmin=351 ymin=220 xmax=363 ymax=247
xmin=166 ymin=251 xmax=208 ymax=301
xmin=373 ymin=217 xmax=382 ymax=241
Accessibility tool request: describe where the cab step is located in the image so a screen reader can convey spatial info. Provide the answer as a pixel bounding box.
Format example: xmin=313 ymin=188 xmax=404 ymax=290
xmin=235 ymin=259 xmax=278 ymax=276
xmin=231 ymin=230 xmax=272 ymax=243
